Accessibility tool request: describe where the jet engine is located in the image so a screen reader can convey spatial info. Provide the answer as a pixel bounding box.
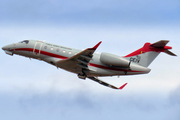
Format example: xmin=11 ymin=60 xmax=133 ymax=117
xmin=100 ymin=52 xmax=130 ymax=67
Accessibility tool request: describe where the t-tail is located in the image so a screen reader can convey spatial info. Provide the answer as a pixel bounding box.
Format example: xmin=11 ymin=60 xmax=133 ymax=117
xmin=124 ymin=40 xmax=177 ymax=67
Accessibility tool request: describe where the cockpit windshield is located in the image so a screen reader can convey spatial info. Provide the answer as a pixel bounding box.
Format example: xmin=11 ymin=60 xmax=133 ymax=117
xmin=19 ymin=40 xmax=29 ymax=44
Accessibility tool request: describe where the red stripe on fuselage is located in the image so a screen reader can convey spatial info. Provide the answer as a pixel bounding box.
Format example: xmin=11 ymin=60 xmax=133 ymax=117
xmin=40 ymin=50 xmax=68 ymax=59
xmin=12 ymin=48 xmax=33 ymax=52
xmin=12 ymin=48 xmax=68 ymax=59
xmin=89 ymin=63 xmax=143 ymax=72
xmin=12 ymin=48 xmax=143 ymax=72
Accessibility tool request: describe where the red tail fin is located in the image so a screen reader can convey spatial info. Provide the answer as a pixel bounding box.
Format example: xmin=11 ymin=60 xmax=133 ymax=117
xmin=124 ymin=40 xmax=176 ymax=67
xmin=124 ymin=40 xmax=176 ymax=57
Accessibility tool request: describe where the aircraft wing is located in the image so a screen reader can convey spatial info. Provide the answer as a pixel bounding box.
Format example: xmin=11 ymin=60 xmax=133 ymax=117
xmin=56 ymin=41 xmax=128 ymax=90
xmin=56 ymin=41 xmax=102 ymax=72
xmin=88 ymin=77 xmax=128 ymax=89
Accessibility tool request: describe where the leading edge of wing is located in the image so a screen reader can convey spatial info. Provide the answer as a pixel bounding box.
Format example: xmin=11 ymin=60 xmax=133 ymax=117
xmin=56 ymin=41 xmax=102 ymax=69
xmin=88 ymin=77 xmax=128 ymax=90
xmin=88 ymin=41 xmax=102 ymax=50
xmin=58 ymin=41 xmax=102 ymax=62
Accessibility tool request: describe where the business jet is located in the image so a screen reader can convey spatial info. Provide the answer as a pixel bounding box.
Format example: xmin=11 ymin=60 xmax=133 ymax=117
xmin=2 ymin=40 xmax=176 ymax=89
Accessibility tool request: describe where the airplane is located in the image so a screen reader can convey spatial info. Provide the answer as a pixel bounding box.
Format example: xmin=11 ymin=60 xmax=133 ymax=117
xmin=2 ymin=40 xmax=176 ymax=90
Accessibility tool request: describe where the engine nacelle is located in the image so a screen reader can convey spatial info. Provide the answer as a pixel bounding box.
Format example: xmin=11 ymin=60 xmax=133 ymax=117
xmin=100 ymin=52 xmax=130 ymax=67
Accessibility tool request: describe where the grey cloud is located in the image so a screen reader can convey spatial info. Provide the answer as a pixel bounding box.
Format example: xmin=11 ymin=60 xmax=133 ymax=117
xmin=169 ymin=86 xmax=180 ymax=120
xmin=167 ymin=86 xmax=180 ymax=120
xmin=0 ymin=89 xmax=179 ymax=120
xmin=169 ymin=86 xmax=180 ymax=105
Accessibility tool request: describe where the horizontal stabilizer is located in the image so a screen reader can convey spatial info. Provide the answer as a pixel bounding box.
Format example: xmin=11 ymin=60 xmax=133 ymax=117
xmin=165 ymin=49 xmax=177 ymax=56
xmin=150 ymin=40 xmax=177 ymax=56
xmin=150 ymin=40 xmax=169 ymax=48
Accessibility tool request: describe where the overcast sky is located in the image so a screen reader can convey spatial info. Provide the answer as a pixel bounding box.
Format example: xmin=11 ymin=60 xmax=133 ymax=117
xmin=1 ymin=0 xmax=180 ymax=120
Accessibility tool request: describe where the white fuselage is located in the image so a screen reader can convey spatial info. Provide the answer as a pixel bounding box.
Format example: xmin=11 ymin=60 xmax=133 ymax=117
xmin=2 ymin=40 xmax=151 ymax=77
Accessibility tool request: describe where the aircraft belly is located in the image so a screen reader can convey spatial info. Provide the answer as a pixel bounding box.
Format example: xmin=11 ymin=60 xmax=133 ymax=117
xmin=14 ymin=51 xmax=34 ymax=58
xmin=60 ymin=66 xmax=82 ymax=74
xmin=86 ymin=66 xmax=117 ymax=77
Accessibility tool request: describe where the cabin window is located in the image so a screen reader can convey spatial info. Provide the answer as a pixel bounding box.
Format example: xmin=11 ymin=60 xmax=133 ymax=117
xmin=69 ymin=51 xmax=72 ymax=54
xmin=51 ymin=47 xmax=53 ymax=50
xmin=57 ymin=49 xmax=60 ymax=52
xmin=63 ymin=50 xmax=66 ymax=53
xmin=44 ymin=46 xmax=47 ymax=49
xmin=19 ymin=40 xmax=29 ymax=44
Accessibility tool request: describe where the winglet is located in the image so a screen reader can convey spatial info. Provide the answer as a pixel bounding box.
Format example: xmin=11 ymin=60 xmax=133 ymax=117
xmin=88 ymin=41 xmax=102 ymax=50
xmin=119 ymin=83 xmax=128 ymax=89
xmin=93 ymin=41 xmax=102 ymax=49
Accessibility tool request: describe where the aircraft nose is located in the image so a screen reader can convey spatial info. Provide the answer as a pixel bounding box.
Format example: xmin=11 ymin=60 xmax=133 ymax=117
xmin=2 ymin=45 xmax=7 ymax=50
xmin=2 ymin=44 xmax=14 ymax=56
xmin=2 ymin=44 xmax=14 ymax=51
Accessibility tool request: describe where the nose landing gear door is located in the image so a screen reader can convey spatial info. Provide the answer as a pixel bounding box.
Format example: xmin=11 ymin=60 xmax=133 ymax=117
xmin=33 ymin=41 xmax=44 ymax=56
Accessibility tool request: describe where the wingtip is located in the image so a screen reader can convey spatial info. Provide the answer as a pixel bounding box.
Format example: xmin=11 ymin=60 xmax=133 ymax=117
xmin=93 ymin=41 xmax=102 ymax=49
xmin=88 ymin=41 xmax=102 ymax=50
xmin=119 ymin=83 xmax=128 ymax=89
